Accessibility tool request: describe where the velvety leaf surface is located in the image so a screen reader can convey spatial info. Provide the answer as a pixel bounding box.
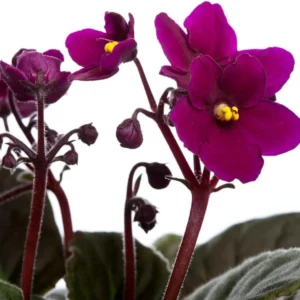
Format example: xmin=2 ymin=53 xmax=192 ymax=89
xmin=185 ymin=249 xmax=300 ymax=300
xmin=0 ymin=168 xmax=65 ymax=294
xmin=154 ymin=213 xmax=300 ymax=297
xmin=0 ymin=280 xmax=23 ymax=300
xmin=66 ymin=231 xmax=170 ymax=300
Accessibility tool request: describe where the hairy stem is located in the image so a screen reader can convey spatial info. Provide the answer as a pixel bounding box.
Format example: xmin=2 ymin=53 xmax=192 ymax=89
xmin=163 ymin=188 xmax=210 ymax=300
xmin=124 ymin=162 xmax=146 ymax=300
xmin=8 ymin=91 xmax=73 ymax=257
xmin=21 ymin=90 xmax=48 ymax=300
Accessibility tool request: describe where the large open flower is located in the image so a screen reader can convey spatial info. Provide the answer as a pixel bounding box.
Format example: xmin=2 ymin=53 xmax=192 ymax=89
xmin=171 ymin=54 xmax=300 ymax=183
xmin=66 ymin=12 xmax=137 ymax=81
xmin=155 ymin=1 xmax=294 ymax=98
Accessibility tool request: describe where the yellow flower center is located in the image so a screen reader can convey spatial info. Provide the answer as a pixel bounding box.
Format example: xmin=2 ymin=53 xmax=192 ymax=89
xmin=214 ymin=103 xmax=239 ymax=122
xmin=104 ymin=41 xmax=119 ymax=53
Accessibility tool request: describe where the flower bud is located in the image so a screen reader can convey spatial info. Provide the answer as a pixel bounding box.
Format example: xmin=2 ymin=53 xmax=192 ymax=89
xmin=46 ymin=129 xmax=58 ymax=146
xmin=116 ymin=118 xmax=143 ymax=149
xmin=2 ymin=153 xmax=17 ymax=169
xmin=63 ymin=150 xmax=78 ymax=165
xmin=78 ymin=123 xmax=98 ymax=145
xmin=145 ymin=163 xmax=172 ymax=189
xmin=134 ymin=203 xmax=158 ymax=234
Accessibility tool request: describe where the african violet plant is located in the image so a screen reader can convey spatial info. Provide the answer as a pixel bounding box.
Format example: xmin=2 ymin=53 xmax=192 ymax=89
xmin=1 ymin=1 xmax=300 ymax=300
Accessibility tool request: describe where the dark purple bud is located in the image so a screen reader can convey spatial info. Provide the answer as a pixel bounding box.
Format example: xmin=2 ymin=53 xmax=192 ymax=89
xmin=63 ymin=150 xmax=78 ymax=165
xmin=78 ymin=123 xmax=98 ymax=145
xmin=2 ymin=153 xmax=17 ymax=169
xmin=116 ymin=118 xmax=143 ymax=149
xmin=46 ymin=129 xmax=58 ymax=146
xmin=145 ymin=163 xmax=172 ymax=189
xmin=133 ymin=201 xmax=158 ymax=234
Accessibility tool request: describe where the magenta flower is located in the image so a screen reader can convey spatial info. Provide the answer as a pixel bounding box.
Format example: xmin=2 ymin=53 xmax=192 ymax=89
xmin=0 ymin=49 xmax=71 ymax=104
xmin=0 ymin=78 xmax=36 ymax=118
xmin=155 ymin=1 xmax=294 ymax=98
xmin=171 ymin=54 xmax=300 ymax=183
xmin=66 ymin=12 xmax=137 ymax=81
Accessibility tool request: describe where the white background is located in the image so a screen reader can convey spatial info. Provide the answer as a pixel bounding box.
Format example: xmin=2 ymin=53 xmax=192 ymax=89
xmin=1 ymin=0 xmax=300 ymax=247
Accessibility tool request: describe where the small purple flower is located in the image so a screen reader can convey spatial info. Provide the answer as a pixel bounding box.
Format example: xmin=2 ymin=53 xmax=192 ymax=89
xmin=66 ymin=12 xmax=137 ymax=81
xmin=0 ymin=49 xmax=71 ymax=103
xmin=155 ymin=1 xmax=294 ymax=98
xmin=171 ymin=54 xmax=300 ymax=183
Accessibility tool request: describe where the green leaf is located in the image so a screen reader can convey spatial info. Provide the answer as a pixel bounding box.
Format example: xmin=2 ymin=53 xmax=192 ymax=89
xmin=66 ymin=231 xmax=170 ymax=300
xmin=0 ymin=167 xmax=65 ymax=295
xmin=0 ymin=279 xmax=23 ymax=300
xmin=185 ymin=249 xmax=300 ymax=300
xmin=154 ymin=213 xmax=300 ymax=297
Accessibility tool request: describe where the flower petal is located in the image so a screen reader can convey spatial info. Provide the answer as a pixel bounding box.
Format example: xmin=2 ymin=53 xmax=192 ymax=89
xmin=104 ymin=12 xmax=129 ymax=41
xmin=160 ymin=66 xmax=190 ymax=89
xmin=66 ymin=29 xmax=107 ymax=67
xmin=128 ymin=13 xmax=135 ymax=39
xmin=238 ymin=100 xmax=300 ymax=155
xmin=238 ymin=47 xmax=295 ymax=97
xmin=17 ymin=100 xmax=36 ymax=118
xmin=222 ymin=54 xmax=266 ymax=108
xmin=68 ymin=66 xmax=119 ymax=81
xmin=43 ymin=49 xmax=64 ymax=62
xmin=101 ymin=39 xmax=137 ymax=71
xmin=155 ymin=13 xmax=195 ymax=71
xmin=46 ymin=71 xmax=72 ymax=104
xmin=170 ymin=96 xmax=213 ymax=154
xmin=0 ymin=61 xmax=32 ymax=101
xmin=200 ymin=125 xmax=264 ymax=183
xmin=189 ymin=55 xmax=222 ymax=109
xmin=17 ymin=52 xmax=61 ymax=83
xmin=184 ymin=2 xmax=237 ymax=59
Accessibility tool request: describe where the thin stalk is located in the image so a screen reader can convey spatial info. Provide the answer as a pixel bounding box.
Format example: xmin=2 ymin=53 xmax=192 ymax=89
xmin=3 ymin=117 xmax=9 ymax=131
xmin=0 ymin=183 xmax=33 ymax=206
xmin=124 ymin=162 xmax=146 ymax=300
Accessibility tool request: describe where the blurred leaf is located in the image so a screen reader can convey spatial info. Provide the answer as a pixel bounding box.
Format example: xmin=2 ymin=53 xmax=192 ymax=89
xmin=45 ymin=288 xmax=66 ymax=300
xmin=0 ymin=280 xmax=22 ymax=300
xmin=0 ymin=167 xmax=65 ymax=294
xmin=154 ymin=213 xmax=300 ymax=297
xmin=185 ymin=249 xmax=300 ymax=300
xmin=66 ymin=231 xmax=170 ymax=300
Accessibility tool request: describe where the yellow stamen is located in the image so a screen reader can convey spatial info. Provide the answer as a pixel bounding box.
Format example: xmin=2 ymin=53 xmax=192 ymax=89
xmin=214 ymin=104 xmax=239 ymax=122
xmin=104 ymin=41 xmax=119 ymax=53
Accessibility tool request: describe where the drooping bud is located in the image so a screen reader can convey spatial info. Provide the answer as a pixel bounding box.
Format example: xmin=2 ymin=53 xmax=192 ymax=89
xmin=116 ymin=118 xmax=143 ymax=149
xmin=2 ymin=153 xmax=17 ymax=169
xmin=145 ymin=162 xmax=172 ymax=189
xmin=132 ymin=198 xmax=158 ymax=233
xmin=63 ymin=150 xmax=78 ymax=165
xmin=46 ymin=128 xmax=58 ymax=147
xmin=78 ymin=123 xmax=98 ymax=145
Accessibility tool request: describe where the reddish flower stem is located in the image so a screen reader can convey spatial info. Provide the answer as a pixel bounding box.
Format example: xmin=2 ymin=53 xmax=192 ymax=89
xmin=48 ymin=172 xmax=73 ymax=257
xmin=0 ymin=183 xmax=33 ymax=206
xmin=124 ymin=162 xmax=146 ymax=300
xmin=134 ymin=58 xmax=157 ymax=112
xmin=163 ymin=187 xmax=210 ymax=300
xmin=134 ymin=59 xmax=219 ymax=299
xmin=8 ymin=91 xmax=73 ymax=258
xmin=21 ymin=90 xmax=49 ymax=300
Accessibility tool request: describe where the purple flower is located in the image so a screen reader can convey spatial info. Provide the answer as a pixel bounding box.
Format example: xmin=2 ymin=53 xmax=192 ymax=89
xmin=155 ymin=1 xmax=294 ymax=98
xmin=66 ymin=12 xmax=137 ymax=81
xmin=0 ymin=78 xmax=36 ymax=118
xmin=171 ymin=54 xmax=300 ymax=183
xmin=0 ymin=49 xmax=71 ymax=104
